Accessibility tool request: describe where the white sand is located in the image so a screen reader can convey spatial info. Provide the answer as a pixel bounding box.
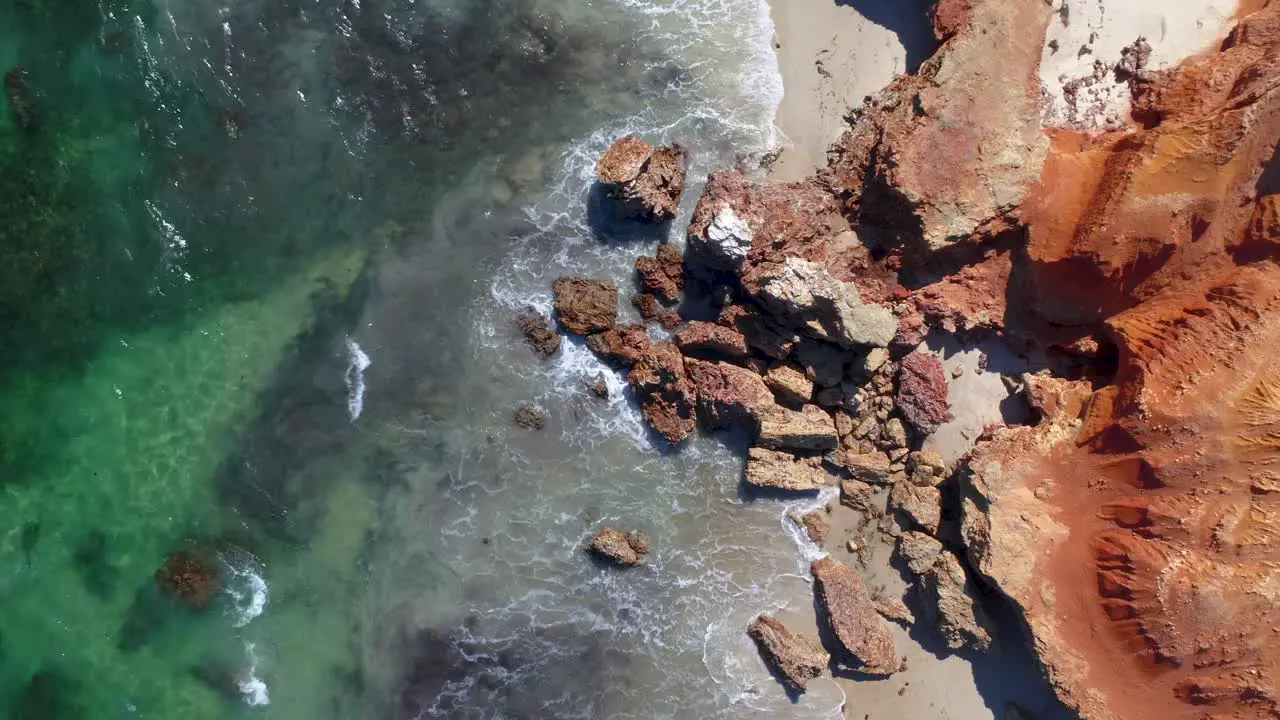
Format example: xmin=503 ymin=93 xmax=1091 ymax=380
xmin=1039 ymin=0 xmax=1239 ymax=129
xmin=766 ymin=0 xmax=933 ymax=182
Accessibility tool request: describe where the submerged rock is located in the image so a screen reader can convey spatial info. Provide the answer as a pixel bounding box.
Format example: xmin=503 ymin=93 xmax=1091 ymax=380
xmin=586 ymin=323 xmax=650 ymax=367
xmin=513 ymin=405 xmax=547 ymax=430
xmin=745 ymin=447 xmax=832 ymax=492
xmin=552 ymin=277 xmax=618 ymax=335
xmin=747 ymin=614 xmax=830 ymax=692
xmin=585 ymin=527 xmax=650 ymax=567
xmin=895 ymin=351 xmax=950 ymax=434
xmin=634 ymin=244 xmax=685 ymax=303
xmin=595 ymin=136 xmax=688 ymax=221
xmin=155 ymin=548 xmax=221 ymax=609
xmin=627 ymin=342 xmax=697 ymax=444
xmin=4 ymin=66 xmax=34 ymax=131
xmin=810 ymin=557 xmax=898 ymax=674
xmin=516 ymin=310 xmax=561 ymax=357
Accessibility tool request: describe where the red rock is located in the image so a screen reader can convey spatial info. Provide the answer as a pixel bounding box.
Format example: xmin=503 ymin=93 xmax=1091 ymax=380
xmin=683 ymin=358 xmax=774 ymax=430
xmin=747 ymin=615 xmax=830 ymax=692
xmin=717 ymin=304 xmax=798 ymax=360
xmin=516 ymin=310 xmax=560 ymax=357
xmin=627 ymin=342 xmax=697 ymax=444
xmin=552 ymin=277 xmax=617 ymax=335
xmin=810 ymin=557 xmax=898 ymax=675
xmin=631 ymin=293 xmax=682 ymax=330
xmin=595 ymin=136 xmax=687 ymax=221
xmin=895 ymin=351 xmax=949 ymax=434
xmin=634 ymin=244 xmax=684 ymax=303
xmin=156 ymin=548 xmax=220 ymax=609
xmin=586 ymin=324 xmax=650 ymax=367
xmin=674 ymin=321 xmax=749 ymax=360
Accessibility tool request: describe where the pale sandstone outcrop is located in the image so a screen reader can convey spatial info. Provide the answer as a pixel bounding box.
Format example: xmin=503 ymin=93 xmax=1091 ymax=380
xmin=745 ymin=447 xmax=832 ymax=492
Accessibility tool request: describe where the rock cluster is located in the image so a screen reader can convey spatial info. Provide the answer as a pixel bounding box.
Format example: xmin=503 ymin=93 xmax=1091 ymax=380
xmin=585 ymin=527 xmax=650 ymax=567
xmin=595 ymin=135 xmax=688 ymax=221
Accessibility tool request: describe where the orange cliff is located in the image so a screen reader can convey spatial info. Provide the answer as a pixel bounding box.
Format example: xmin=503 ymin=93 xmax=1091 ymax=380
xmin=960 ymin=3 xmax=1280 ymax=720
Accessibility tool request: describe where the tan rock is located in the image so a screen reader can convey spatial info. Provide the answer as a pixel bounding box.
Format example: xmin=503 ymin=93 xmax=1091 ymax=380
xmin=756 ymin=404 xmax=838 ymax=452
xmin=839 ymin=479 xmax=878 ymax=513
xmin=895 ymin=531 xmax=943 ymax=576
xmin=810 ymin=557 xmax=898 ymax=675
xmin=765 ymin=363 xmax=814 ymax=407
xmin=585 ymin=527 xmax=650 ymax=567
xmin=922 ymin=551 xmax=995 ymax=653
xmin=888 ymin=481 xmax=942 ymax=536
xmin=747 ymin=614 xmax=830 ymax=692
xmin=832 ymin=449 xmax=894 ymax=485
xmin=745 ymin=447 xmax=832 ymax=492
xmin=674 ymin=321 xmax=749 ymax=360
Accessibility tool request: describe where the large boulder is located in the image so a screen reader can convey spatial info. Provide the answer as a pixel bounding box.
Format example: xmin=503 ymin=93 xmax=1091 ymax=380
xmin=756 ymin=404 xmax=838 ymax=452
xmin=587 ymin=324 xmax=651 ymax=367
xmin=674 ymin=321 xmax=749 ymax=361
xmin=749 ymin=257 xmax=896 ymax=348
xmin=585 ymin=527 xmax=650 ymax=567
xmin=745 ymin=447 xmax=833 ymax=492
xmin=684 ymin=359 xmax=774 ymax=429
xmin=810 ymin=557 xmax=898 ymax=675
xmin=627 ymin=342 xmax=697 ymax=444
xmin=634 ymin=244 xmax=685 ymax=303
xmin=896 ymin=351 xmax=950 ymax=434
xmin=552 ymin=277 xmax=618 ymax=335
xmin=895 ymin=531 xmax=944 ymax=576
xmin=595 ymin=136 xmax=688 ymax=221
xmin=888 ymin=480 xmax=942 ymax=536
xmin=922 ymin=551 xmax=995 ymax=653
xmin=747 ymin=614 xmax=830 ymax=692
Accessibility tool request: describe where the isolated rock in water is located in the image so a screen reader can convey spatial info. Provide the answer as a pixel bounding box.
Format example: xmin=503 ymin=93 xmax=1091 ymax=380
xmin=747 ymin=614 xmax=830 ymax=692
xmin=888 ymin=481 xmax=942 ymax=536
xmin=552 ymin=277 xmax=618 ymax=335
xmin=896 ymin=352 xmax=949 ymax=434
xmin=764 ymin=363 xmax=813 ymax=407
xmin=585 ymin=527 xmax=650 ymax=567
xmin=587 ymin=323 xmax=651 ymax=367
xmin=627 ymin=342 xmax=697 ymax=444
xmin=751 ymin=257 xmax=896 ymax=348
xmin=745 ymin=447 xmax=832 ymax=492
xmin=756 ymin=404 xmax=838 ymax=452
xmin=684 ymin=359 xmax=774 ymax=430
xmin=810 ymin=557 xmax=898 ymax=674
xmin=798 ymin=510 xmax=829 ymax=545
xmin=922 ymin=551 xmax=995 ymax=653
xmin=516 ymin=310 xmax=561 ymax=357
xmin=674 ymin=321 xmax=749 ymax=360
xmin=513 ymin=405 xmax=547 ymax=430
xmin=4 ymin=66 xmax=34 ymax=131
xmin=895 ymin=531 xmax=943 ymax=576
xmin=634 ymin=244 xmax=684 ymax=303
xmin=589 ymin=374 xmax=610 ymax=399
xmin=156 ymin=549 xmax=221 ymax=609
xmin=595 ymin=136 xmax=687 ymax=221
xmin=632 ymin=293 xmax=682 ymax=330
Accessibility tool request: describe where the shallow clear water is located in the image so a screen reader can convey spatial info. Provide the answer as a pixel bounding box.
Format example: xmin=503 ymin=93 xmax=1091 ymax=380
xmin=0 ymin=0 xmax=877 ymax=717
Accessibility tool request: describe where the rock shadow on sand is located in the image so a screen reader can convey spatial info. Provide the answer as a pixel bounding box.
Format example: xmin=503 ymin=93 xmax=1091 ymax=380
xmin=834 ymin=0 xmax=937 ymax=73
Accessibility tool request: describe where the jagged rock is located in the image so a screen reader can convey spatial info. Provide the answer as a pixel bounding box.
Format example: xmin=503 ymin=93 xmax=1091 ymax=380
xmin=883 ymin=418 xmax=908 ymax=449
xmin=1022 ymin=372 xmax=1090 ymax=422
xmin=745 ymin=447 xmax=833 ymax=491
xmin=810 ymin=557 xmax=898 ymax=674
xmin=634 ymin=244 xmax=685 ymax=303
xmin=632 ymin=293 xmax=682 ymax=330
xmin=922 ymin=551 xmax=995 ymax=653
xmin=756 ymin=404 xmax=838 ymax=452
xmin=717 ymin=304 xmax=798 ymax=359
xmin=627 ymin=342 xmax=697 ymax=444
xmin=595 ymin=136 xmax=687 ymax=221
xmin=750 ymin=257 xmax=896 ymax=348
xmin=589 ymin=374 xmax=610 ymax=399
xmin=586 ymin=324 xmax=650 ymax=367
xmin=895 ymin=351 xmax=950 ymax=434
xmin=862 ymin=347 xmax=889 ymax=375
xmin=674 ymin=321 xmax=749 ymax=360
xmin=156 ymin=549 xmax=220 ymax=609
xmin=514 ymin=405 xmax=547 ymax=430
xmin=585 ymin=527 xmax=650 ymax=567
xmin=888 ymin=481 xmax=941 ymax=536
xmin=552 ymin=277 xmax=618 ymax=335
xmin=516 ymin=310 xmax=561 ymax=357
xmin=874 ymin=595 xmax=915 ymax=626
xmin=747 ymin=615 xmax=830 ymax=692
xmin=839 ymin=479 xmax=877 ymax=513
xmin=799 ymin=510 xmax=829 ymax=545
xmin=4 ymin=66 xmax=34 ymax=131
xmin=1114 ymin=36 xmax=1152 ymax=80
xmin=832 ymin=450 xmax=894 ymax=484
xmin=906 ymin=450 xmax=947 ymax=487
xmin=764 ymin=363 xmax=813 ymax=407
xmin=895 ymin=531 xmax=943 ymax=576
xmin=684 ymin=359 xmax=775 ymax=430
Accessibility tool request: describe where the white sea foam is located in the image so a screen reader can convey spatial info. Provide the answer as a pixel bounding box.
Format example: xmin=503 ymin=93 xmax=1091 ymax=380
xmin=344 ymin=338 xmax=371 ymax=421
xmin=222 ymin=553 xmax=269 ymax=627
xmin=238 ymin=642 xmax=270 ymax=707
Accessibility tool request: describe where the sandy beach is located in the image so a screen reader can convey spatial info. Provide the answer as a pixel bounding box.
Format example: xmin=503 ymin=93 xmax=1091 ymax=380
xmin=766 ymin=0 xmax=933 ymax=181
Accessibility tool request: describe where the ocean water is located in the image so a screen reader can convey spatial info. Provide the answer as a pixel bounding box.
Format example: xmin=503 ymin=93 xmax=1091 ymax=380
xmin=0 ymin=0 xmax=871 ymax=717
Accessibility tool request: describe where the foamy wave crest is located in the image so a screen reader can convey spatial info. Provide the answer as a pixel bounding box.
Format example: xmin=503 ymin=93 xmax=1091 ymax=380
xmin=222 ymin=553 xmax=269 ymax=627
xmin=782 ymin=486 xmax=841 ymax=563
xmin=344 ymin=338 xmax=371 ymax=421
xmin=238 ymin=642 xmax=270 ymax=707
